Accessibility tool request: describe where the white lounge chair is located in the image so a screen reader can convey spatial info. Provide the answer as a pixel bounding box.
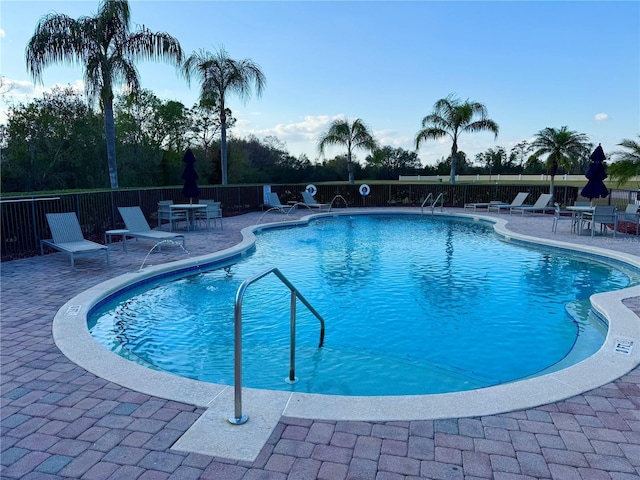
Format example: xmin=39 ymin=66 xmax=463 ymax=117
xmin=510 ymin=193 xmax=554 ymax=216
xmin=41 ymin=212 xmax=109 ymax=270
xmin=487 ymin=192 xmax=529 ymax=213
xmin=302 ymin=191 xmax=330 ymax=211
xmin=464 ymin=200 xmax=508 ymax=211
xmin=267 ymin=192 xmax=293 ymax=213
xmin=118 ymin=206 xmax=186 ymax=250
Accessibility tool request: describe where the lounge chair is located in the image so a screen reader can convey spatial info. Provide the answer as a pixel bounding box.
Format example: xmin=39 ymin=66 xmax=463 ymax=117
xmin=302 ymin=191 xmax=330 ymax=211
xmin=194 ymin=200 xmax=223 ymax=230
xmin=117 ymin=206 xmax=186 ymax=250
xmin=41 ymin=212 xmax=109 ymax=270
xmin=267 ymin=192 xmax=293 ymax=213
xmin=510 ymin=193 xmax=554 ymax=216
xmin=464 ymin=200 xmax=508 ymax=211
xmin=486 ymin=192 xmax=529 ymax=213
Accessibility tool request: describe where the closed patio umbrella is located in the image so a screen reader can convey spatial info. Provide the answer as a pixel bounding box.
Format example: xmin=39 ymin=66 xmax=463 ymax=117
xmin=580 ymin=144 xmax=609 ymax=201
xmin=181 ymin=148 xmax=201 ymax=204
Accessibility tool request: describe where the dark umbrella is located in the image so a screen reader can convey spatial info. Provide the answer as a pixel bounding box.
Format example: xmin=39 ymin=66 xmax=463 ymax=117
xmin=580 ymin=144 xmax=609 ymax=200
xmin=181 ymin=148 xmax=201 ymax=204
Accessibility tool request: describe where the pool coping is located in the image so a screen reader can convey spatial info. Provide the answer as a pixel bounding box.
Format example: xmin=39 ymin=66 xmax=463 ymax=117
xmin=52 ymin=208 xmax=640 ymax=461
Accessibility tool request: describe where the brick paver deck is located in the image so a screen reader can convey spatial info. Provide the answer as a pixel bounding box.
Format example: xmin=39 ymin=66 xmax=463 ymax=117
xmin=2 ymin=209 xmax=639 ymax=479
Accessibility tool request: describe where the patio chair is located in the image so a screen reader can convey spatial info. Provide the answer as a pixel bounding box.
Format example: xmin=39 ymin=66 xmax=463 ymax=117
xmin=302 ymin=191 xmax=330 ymax=211
xmin=551 ymin=203 xmax=576 ymax=233
xmin=117 ymin=206 xmax=186 ymax=250
xmin=487 ymin=192 xmax=529 ymax=213
xmin=618 ymin=203 xmax=639 ymax=236
xmin=41 ymin=212 xmax=109 ymax=270
xmin=267 ymin=192 xmax=293 ymax=213
xmin=581 ymin=205 xmax=618 ymax=237
xmin=510 ymin=193 xmax=554 ymax=216
xmin=157 ymin=200 xmax=187 ymax=232
xmin=194 ymin=200 xmax=223 ymax=230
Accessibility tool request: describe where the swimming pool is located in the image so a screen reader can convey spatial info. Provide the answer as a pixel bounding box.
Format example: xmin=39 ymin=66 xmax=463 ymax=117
xmin=88 ymin=214 xmax=638 ymax=396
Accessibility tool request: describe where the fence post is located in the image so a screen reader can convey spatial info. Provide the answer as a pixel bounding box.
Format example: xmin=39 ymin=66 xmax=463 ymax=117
xmin=30 ymin=199 xmax=38 ymax=252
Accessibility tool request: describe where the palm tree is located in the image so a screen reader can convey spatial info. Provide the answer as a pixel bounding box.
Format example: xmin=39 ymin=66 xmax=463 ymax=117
xmin=183 ymin=48 xmax=266 ymax=185
xmin=415 ymin=94 xmax=499 ymax=184
xmin=531 ymin=126 xmax=591 ymax=199
xmin=317 ymin=118 xmax=378 ymax=184
xmin=25 ymin=0 xmax=183 ymax=189
xmin=608 ymin=135 xmax=640 ymax=187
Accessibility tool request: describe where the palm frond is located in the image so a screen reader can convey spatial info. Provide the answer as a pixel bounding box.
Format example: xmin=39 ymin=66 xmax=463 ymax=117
xmin=25 ymin=13 xmax=83 ymax=81
xmin=608 ymin=135 xmax=640 ymax=185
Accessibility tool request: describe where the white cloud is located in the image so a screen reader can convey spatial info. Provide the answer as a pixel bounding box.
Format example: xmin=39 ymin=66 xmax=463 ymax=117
xmin=242 ymin=114 xmax=339 ymax=144
xmin=0 ymin=78 xmax=86 ymax=123
xmin=232 ymin=115 xmax=455 ymax=163
xmin=595 ymin=113 xmax=609 ymax=121
xmin=0 ymin=28 xmax=5 ymax=39
xmin=1 ymin=77 xmax=85 ymax=101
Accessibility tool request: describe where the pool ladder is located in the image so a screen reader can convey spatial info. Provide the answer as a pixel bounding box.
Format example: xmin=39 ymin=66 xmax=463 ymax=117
xmin=229 ymin=267 xmax=325 ymax=425
xmin=421 ymin=192 xmax=445 ymax=214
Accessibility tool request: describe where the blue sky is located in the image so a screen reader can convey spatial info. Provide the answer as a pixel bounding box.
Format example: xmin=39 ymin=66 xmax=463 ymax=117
xmin=1 ymin=1 xmax=638 ymax=166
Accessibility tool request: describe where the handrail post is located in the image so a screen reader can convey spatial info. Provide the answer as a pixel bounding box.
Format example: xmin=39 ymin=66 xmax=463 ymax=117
xmin=287 ymin=291 xmax=297 ymax=383
xmin=229 ymin=289 xmax=249 ymax=425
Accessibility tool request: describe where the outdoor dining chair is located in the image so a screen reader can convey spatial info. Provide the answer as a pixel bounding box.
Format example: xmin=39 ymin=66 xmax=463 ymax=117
xmin=618 ymin=204 xmax=639 ymax=236
xmin=551 ymin=203 xmax=576 ymax=233
xmin=158 ymin=200 xmax=187 ymax=232
xmin=195 ymin=200 xmax=223 ymax=230
xmin=581 ymin=205 xmax=618 ymax=237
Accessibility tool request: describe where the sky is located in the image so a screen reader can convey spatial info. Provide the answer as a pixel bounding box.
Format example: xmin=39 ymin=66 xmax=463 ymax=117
xmin=1 ymin=0 xmax=639 ymax=167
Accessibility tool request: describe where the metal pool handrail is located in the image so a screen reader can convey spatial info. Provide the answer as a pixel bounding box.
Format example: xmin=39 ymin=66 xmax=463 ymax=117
xmin=229 ymin=267 xmax=325 ymax=425
xmin=421 ymin=192 xmax=445 ymax=214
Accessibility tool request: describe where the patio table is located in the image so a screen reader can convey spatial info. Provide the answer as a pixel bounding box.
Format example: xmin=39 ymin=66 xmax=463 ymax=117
xmin=170 ymin=204 xmax=206 ymax=231
xmin=104 ymin=229 xmax=132 ymax=252
xmin=566 ymin=205 xmax=594 ymax=236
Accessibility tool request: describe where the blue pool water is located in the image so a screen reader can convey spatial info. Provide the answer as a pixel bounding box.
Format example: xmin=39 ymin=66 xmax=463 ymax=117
xmin=89 ymin=215 xmax=638 ymax=396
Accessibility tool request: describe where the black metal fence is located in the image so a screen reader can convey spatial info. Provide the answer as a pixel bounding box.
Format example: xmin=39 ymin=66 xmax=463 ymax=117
xmin=2 ymin=183 xmax=637 ymax=261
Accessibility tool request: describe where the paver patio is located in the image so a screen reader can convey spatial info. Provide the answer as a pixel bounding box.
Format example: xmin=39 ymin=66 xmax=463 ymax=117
xmin=2 ymin=208 xmax=639 ymax=479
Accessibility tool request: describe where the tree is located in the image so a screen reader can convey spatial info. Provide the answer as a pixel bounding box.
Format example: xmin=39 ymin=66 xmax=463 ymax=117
xmin=183 ymin=47 xmax=266 ymax=185
xmin=475 ymin=147 xmax=507 ymax=176
xmin=317 ymin=118 xmax=378 ymax=184
xmin=511 ymin=140 xmax=533 ymax=169
xmin=25 ymin=0 xmax=183 ymax=189
xmin=608 ymin=135 xmax=640 ymax=187
xmin=366 ymin=146 xmax=421 ymax=180
xmin=436 ymin=151 xmax=470 ymax=176
xmin=415 ymin=94 xmax=499 ymax=184
xmin=114 ymin=89 xmax=190 ymax=186
xmin=1 ymin=86 xmax=104 ymax=192
xmin=531 ymin=126 xmax=591 ymax=198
